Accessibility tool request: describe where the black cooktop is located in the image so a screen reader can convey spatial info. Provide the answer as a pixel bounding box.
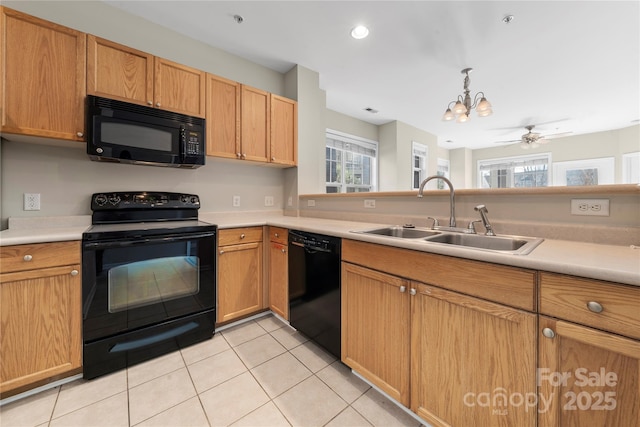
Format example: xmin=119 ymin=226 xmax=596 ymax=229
xmin=83 ymin=191 xmax=216 ymax=241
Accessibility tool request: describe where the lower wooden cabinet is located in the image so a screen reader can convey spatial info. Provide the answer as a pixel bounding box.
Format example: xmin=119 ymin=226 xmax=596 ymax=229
xmin=341 ymin=239 xmax=537 ymax=426
xmin=538 ymin=316 xmax=640 ymax=426
xmin=268 ymin=227 xmax=288 ymax=320
xmin=0 ymin=241 xmax=82 ymax=397
xmin=342 ymin=262 xmax=411 ymax=406
xmin=411 ymin=283 xmax=537 ymax=427
xmin=217 ymin=227 xmax=263 ymax=323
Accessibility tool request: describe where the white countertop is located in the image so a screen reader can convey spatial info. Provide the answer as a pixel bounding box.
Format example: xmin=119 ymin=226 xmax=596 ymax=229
xmin=2 ymin=212 xmax=639 ymax=286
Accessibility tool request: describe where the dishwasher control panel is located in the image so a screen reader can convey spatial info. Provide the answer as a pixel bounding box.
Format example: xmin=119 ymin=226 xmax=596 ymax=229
xmin=289 ymin=230 xmax=341 ymax=253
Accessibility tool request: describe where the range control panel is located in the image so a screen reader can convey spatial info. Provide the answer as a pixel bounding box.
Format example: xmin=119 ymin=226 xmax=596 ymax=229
xmin=91 ymin=192 xmax=200 ymax=210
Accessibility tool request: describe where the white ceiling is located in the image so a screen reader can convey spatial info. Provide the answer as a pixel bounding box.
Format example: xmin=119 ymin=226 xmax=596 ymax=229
xmin=103 ymin=1 xmax=640 ymax=150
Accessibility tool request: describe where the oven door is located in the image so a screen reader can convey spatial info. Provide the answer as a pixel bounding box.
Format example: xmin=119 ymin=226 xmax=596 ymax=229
xmin=82 ymin=231 xmax=216 ymax=343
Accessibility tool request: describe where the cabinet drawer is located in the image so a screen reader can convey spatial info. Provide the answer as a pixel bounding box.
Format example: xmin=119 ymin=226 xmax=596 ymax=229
xmin=269 ymin=227 xmax=288 ymax=244
xmin=0 ymin=241 xmax=81 ymax=273
xmin=343 ymin=239 xmax=536 ymax=311
xmin=218 ymin=227 xmax=263 ymax=246
xmin=540 ymin=272 xmax=640 ymax=340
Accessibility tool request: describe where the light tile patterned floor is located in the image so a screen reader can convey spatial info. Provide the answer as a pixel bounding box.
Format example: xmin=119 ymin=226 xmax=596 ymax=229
xmin=0 ymin=314 xmax=423 ymax=427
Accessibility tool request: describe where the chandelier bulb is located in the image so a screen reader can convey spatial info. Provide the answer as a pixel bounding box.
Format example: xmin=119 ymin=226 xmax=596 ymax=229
xmin=442 ymin=108 xmax=455 ymax=121
xmin=456 ymin=113 xmax=470 ymax=123
xmin=452 ymin=101 xmax=467 ymax=115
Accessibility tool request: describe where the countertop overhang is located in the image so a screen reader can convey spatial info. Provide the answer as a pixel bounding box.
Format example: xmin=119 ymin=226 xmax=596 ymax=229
xmin=1 ymin=212 xmax=638 ymax=287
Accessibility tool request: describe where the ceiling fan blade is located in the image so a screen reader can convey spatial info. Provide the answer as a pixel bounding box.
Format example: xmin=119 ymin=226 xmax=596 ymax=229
xmin=543 ymin=131 xmax=573 ymax=139
xmin=494 ymin=139 xmax=520 ymax=144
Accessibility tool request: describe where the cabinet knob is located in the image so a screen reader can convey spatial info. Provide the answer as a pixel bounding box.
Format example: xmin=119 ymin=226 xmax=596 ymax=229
xmin=241 ymin=153 xmax=247 ymax=159
xmin=23 ymin=254 xmax=33 ymax=262
xmin=274 ymin=233 xmax=279 ymax=238
xmin=399 ymin=285 xmax=406 ymax=293
xmin=271 ymin=157 xmax=275 ymax=161
xmin=147 ymin=101 xmax=153 ymax=106
xmin=219 ymin=250 xmax=225 ymax=255
xmin=409 ymin=288 xmax=417 ymax=296
xmin=281 ymin=248 xmax=286 ymax=253
xmin=76 ymin=132 xmax=84 ymax=138
xmin=587 ymin=301 xmax=604 ymax=313
xmin=70 ymin=269 xmax=79 ymax=276
xmin=155 ymin=102 xmax=161 ymax=107
xmin=236 ymin=153 xmax=242 ymax=158
xmin=542 ymin=327 xmax=555 ymax=339
xmin=240 ymin=233 xmax=246 ymax=239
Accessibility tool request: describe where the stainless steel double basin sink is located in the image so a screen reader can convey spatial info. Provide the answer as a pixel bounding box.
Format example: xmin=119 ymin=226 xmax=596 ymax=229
xmin=352 ymin=225 xmax=544 ymax=255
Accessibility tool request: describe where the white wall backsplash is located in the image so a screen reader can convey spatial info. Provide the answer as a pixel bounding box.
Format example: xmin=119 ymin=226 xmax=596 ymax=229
xmin=0 ymin=140 xmax=285 ymax=227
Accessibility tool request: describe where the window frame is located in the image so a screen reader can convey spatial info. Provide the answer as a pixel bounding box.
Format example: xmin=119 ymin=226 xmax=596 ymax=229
xmin=477 ymin=153 xmax=552 ymax=189
xmin=326 ymin=129 xmax=378 ymax=193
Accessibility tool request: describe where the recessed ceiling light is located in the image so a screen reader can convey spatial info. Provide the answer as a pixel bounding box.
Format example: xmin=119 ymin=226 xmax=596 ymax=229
xmin=351 ymin=25 xmax=369 ymax=39
xmin=233 ymin=14 xmax=244 ymax=24
xmin=502 ymin=14 xmax=514 ymax=24
xmin=364 ymin=107 xmax=378 ymax=114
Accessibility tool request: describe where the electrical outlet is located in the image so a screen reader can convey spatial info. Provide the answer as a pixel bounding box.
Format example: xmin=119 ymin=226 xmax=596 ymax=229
xmin=264 ymin=196 xmax=274 ymax=207
xmin=24 ymin=193 xmax=41 ymax=211
xmin=232 ymin=195 xmax=241 ymax=207
xmin=307 ymin=200 xmax=316 ymax=207
xmin=570 ymin=199 xmax=610 ymax=216
xmin=364 ymin=199 xmax=376 ymax=209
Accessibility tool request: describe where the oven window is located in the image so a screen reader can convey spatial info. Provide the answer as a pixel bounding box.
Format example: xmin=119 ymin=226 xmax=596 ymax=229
xmin=108 ymin=256 xmax=199 ymax=313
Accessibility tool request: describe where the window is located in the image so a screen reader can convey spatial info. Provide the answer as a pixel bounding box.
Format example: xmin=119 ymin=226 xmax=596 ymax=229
xmin=411 ymin=142 xmax=428 ymax=190
xmin=437 ymin=158 xmax=450 ymax=190
xmin=478 ymin=153 xmax=551 ymax=188
xmin=622 ymin=152 xmax=640 ymax=183
xmin=326 ymin=130 xmax=377 ymax=193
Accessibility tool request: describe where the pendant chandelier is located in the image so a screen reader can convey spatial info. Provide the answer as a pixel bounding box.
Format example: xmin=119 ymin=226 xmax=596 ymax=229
xmin=442 ymin=68 xmax=493 ymax=123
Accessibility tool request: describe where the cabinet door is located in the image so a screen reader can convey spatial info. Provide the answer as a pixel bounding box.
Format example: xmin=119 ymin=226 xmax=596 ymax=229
xmin=241 ymin=85 xmax=270 ymax=162
xmin=87 ymin=35 xmax=154 ymax=106
xmin=206 ymin=73 xmax=241 ymax=159
xmin=154 ymin=57 xmax=206 ymax=117
xmin=217 ymin=242 xmax=263 ymax=323
xmin=0 ymin=265 xmax=82 ymax=396
xmin=341 ymin=262 xmax=411 ymax=406
xmin=270 ymin=95 xmax=297 ymax=166
xmin=538 ymin=316 xmax=640 ymax=427
xmin=411 ymin=283 xmax=537 ymax=427
xmin=0 ymin=7 xmax=86 ymax=141
xmin=269 ymin=241 xmax=288 ymax=320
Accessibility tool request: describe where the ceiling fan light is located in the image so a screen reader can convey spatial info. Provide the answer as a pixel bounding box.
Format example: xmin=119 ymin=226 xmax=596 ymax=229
xmin=476 ymin=97 xmax=492 ymax=112
xmin=452 ymin=101 xmax=467 ymax=115
xmin=456 ymin=113 xmax=470 ymax=123
xmin=442 ymin=108 xmax=455 ymax=121
xmin=520 ymin=142 xmax=530 ymax=150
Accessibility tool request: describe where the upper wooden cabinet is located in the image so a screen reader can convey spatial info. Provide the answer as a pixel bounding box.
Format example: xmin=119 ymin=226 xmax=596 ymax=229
xmin=241 ymin=85 xmax=271 ymax=163
xmin=87 ymin=35 xmax=153 ymax=106
xmin=206 ymin=73 xmax=241 ymax=159
xmin=206 ymin=81 xmax=297 ymax=166
xmin=87 ymin=35 xmax=205 ymax=117
xmin=0 ymin=7 xmax=86 ymax=141
xmin=270 ymin=94 xmax=297 ymax=166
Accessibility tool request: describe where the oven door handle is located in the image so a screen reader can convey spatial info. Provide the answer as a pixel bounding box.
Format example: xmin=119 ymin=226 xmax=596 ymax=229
xmin=84 ymin=232 xmax=215 ymax=249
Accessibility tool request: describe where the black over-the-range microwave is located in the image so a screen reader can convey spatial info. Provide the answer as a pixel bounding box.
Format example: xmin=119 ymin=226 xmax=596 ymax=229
xmin=86 ymin=95 xmax=205 ymax=168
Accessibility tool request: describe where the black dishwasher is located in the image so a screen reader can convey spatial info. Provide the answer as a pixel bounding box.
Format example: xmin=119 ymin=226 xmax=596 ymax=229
xmin=288 ymin=230 xmax=341 ymax=358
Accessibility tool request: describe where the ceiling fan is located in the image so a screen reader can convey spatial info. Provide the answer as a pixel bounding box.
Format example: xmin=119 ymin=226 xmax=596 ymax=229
xmin=495 ymin=125 xmax=572 ymax=149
